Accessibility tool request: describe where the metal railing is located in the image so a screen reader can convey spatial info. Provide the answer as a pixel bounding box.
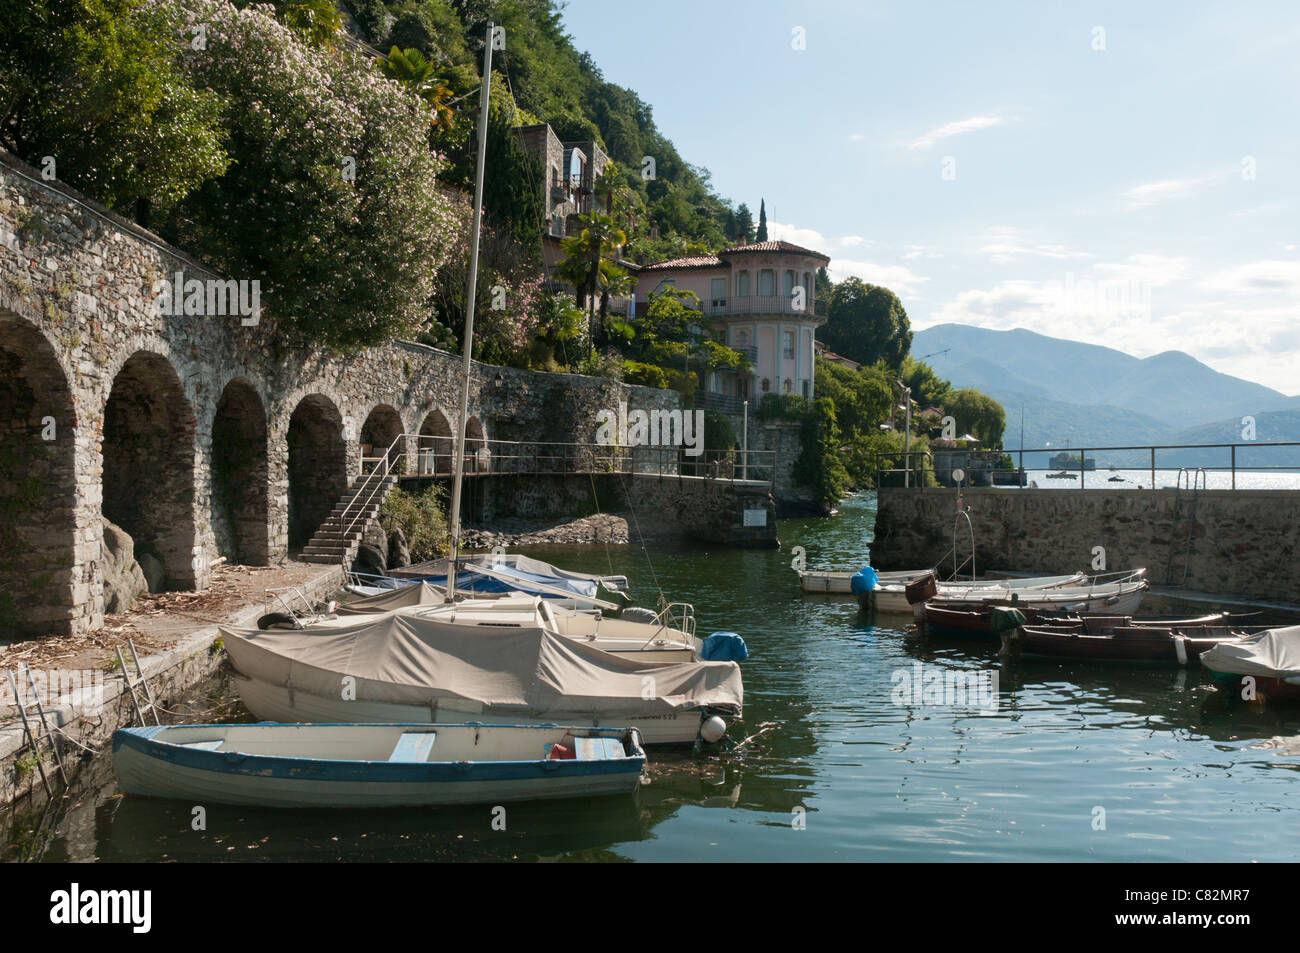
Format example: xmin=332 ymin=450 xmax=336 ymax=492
xmin=701 ymin=296 xmax=817 ymax=318
xmin=874 ymin=450 xmax=934 ymax=487
xmin=879 ymin=441 xmax=1300 ymax=490
xmin=342 ymin=433 xmax=408 ymax=546
xmin=388 ymin=433 xmax=777 ymax=486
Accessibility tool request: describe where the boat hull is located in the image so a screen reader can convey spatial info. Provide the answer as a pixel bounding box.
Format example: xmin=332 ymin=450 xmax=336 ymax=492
xmin=233 ymin=674 xmax=714 ymax=746
xmin=113 ymin=724 xmax=644 ymax=809
xmin=1011 ymin=628 xmax=1237 ymax=664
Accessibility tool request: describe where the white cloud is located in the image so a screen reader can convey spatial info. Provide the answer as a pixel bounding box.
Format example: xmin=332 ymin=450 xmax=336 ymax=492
xmin=979 ymin=227 xmax=1090 ymax=264
xmin=765 ymin=220 xmax=828 ymax=252
xmin=848 ymin=133 xmax=866 ymax=142
xmin=1200 ymin=259 xmax=1300 ymax=296
xmin=828 ymin=259 xmax=930 ymax=297
xmin=908 ymin=113 xmax=1015 ymax=150
xmin=1122 ymin=172 xmax=1221 ymax=209
xmin=838 ymin=235 xmax=868 ymax=247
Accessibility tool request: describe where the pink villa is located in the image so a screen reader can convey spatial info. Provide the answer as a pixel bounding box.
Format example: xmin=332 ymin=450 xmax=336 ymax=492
xmin=630 ymin=241 xmax=830 ymax=413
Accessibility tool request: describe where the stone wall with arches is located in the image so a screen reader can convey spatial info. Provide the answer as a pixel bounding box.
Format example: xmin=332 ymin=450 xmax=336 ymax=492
xmin=0 ymin=150 xmax=678 ymax=638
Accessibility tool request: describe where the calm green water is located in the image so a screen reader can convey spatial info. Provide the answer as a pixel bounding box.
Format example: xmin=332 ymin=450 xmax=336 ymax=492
xmin=6 ymin=493 xmax=1300 ymax=862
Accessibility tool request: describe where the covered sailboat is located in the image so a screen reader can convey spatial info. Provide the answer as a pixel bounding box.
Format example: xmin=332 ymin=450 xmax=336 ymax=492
xmin=221 ymin=609 xmax=743 ymax=745
xmin=1201 ymin=626 xmax=1300 ymax=701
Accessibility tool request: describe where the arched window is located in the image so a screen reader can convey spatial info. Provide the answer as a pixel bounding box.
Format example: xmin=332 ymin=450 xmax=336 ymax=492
xmin=736 ymin=270 xmax=750 ymax=297
xmin=783 ymin=378 xmax=792 ymax=394
xmin=783 ymin=270 xmax=795 ymax=297
xmin=761 ymin=377 xmax=770 ymax=393
xmin=758 ymin=269 xmax=775 ymax=297
xmin=736 ymin=330 xmax=749 ymax=348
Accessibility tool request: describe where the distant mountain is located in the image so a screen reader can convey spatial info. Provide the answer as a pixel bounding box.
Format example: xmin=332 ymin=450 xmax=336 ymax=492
xmin=913 ymin=325 xmax=1300 ymax=454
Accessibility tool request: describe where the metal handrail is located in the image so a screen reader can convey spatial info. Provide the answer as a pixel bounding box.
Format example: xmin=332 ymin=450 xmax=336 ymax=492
xmin=341 ymin=432 xmax=408 ymax=552
xmin=386 ymin=432 xmax=777 ymax=486
xmin=638 ymin=601 xmax=696 ymax=650
xmin=882 ymin=441 xmax=1300 ymax=489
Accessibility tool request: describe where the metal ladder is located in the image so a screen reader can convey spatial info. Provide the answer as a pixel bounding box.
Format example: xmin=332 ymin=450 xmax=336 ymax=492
xmin=4 ymin=665 xmax=69 ymax=797
xmin=114 ymin=638 xmax=160 ymax=728
xmin=1164 ymin=467 xmax=1206 ymax=586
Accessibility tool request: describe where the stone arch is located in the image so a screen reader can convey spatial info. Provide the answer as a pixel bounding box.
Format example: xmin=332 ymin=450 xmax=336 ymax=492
xmin=287 ymin=394 xmax=347 ymax=551
xmin=103 ymin=350 xmax=198 ymax=590
xmin=360 ymin=404 xmax=405 ymax=473
xmin=211 ymin=378 xmax=269 ymax=564
xmin=0 ymin=312 xmax=78 ymax=636
xmin=464 ymin=415 xmax=489 ymax=473
xmin=417 ymin=409 xmax=454 ymax=475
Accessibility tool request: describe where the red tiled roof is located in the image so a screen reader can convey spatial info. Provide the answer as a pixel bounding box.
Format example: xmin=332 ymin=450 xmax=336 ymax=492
xmin=720 ymin=240 xmax=830 ymax=261
xmin=635 ymin=255 xmax=725 ymax=272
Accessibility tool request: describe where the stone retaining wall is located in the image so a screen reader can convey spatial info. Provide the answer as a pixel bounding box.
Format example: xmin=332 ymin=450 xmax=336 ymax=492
xmin=0 ymin=567 xmax=342 ymax=809
xmin=870 ymin=487 xmax=1300 ymax=600
xmin=0 ymin=149 xmax=708 ymax=636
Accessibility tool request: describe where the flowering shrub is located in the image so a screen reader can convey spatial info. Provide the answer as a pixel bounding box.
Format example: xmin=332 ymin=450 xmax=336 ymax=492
xmin=160 ymin=0 xmax=458 ymax=349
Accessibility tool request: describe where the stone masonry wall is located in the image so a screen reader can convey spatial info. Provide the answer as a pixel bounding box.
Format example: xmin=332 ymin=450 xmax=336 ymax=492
xmin=870 ymin=487 xmax=1300 ymax=601
xmin=0 ymin=150 xmax=687 ymax=636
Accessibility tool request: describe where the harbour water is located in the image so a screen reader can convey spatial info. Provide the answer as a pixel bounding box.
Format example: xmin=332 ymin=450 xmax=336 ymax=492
xmin=5 ymin=492 xmax=1300 ymax=862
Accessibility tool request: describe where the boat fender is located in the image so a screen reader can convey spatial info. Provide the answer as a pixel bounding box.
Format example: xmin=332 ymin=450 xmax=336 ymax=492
xmin=700 ymin=715 xmax=727 ymax=743
xmin=850 ymin=566 xmax=880 ymax=595
xmin=701 ymin=632 xmax=749 ymax=662
xmin=1172 ymin=634 xmax=1188 ymax=667
xmin=621 ymin=606 xmax=659 ymax=625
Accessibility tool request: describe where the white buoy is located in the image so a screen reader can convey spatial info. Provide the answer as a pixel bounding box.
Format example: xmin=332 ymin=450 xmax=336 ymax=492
xmin=700 ymin=715 xmax=727 ymax=743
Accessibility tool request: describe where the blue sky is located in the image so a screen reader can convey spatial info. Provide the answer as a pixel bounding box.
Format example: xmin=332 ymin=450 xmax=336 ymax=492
xmin=559 ymin=0 xmax=1300 ymax=395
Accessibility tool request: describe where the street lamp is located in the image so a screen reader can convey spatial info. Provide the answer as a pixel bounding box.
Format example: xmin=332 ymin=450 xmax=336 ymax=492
xmin=742 ymin=399 xmax=749 ymax=481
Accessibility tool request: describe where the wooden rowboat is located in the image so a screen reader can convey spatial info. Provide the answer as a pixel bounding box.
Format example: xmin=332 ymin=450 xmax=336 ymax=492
xmin=112 ymin=723 xmax=645 ymax=808
xmin=924 ymin=603 xmax=1230 ymax=638
xmin=1003 ymin=622 xmax=1255 ymax=664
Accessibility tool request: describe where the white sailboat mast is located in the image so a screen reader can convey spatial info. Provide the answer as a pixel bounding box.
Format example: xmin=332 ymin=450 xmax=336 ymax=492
xmin=446 ymin=19 xmax=494 ymax=603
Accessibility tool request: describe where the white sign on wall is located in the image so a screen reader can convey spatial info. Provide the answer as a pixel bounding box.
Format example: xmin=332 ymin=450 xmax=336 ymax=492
xmin=743 ymin=509 xmax=767 ymax=527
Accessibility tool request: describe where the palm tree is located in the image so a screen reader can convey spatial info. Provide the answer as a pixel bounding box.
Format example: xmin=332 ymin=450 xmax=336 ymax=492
xmin=556 ymin=213 xmax=626 ymax=353
xmin=377 ymin=47 xmax=455 ymax=127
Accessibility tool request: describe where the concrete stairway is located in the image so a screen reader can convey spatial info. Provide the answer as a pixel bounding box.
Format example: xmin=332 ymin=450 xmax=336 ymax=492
xmin=300 ymin=472 xmax=398 ymax=565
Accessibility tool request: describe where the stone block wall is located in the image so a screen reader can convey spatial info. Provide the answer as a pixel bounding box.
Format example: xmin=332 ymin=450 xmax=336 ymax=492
xmin=0 ymin=150 xmax=704 ymax=636
xmin=870 ymin=487 xmax=1300 ymax=600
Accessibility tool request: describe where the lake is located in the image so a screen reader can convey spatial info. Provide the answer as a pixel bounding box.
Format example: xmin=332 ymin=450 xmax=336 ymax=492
xmin=5 ymin=492 xmax=1299 ymax=862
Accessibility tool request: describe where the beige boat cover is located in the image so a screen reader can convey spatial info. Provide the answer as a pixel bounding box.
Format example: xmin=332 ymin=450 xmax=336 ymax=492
xmin=1200 ymin=626 xmax=1300 ymax=678
xmin=221 ymin=612 xmax=742 ymax=717
xmin=336 ymin=582 xmax=446 ymax=615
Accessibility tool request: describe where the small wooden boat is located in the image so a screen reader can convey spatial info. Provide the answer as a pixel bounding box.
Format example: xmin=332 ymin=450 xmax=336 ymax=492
xmin=924 ymin=603 xmax=1229 ymax=638
xmin=112 ymin=723 xmax=646 ymax=808
xmin=866 ymin=570 xmax=1149 ymax=615
xmin=1202 ymin=626 xmax=1300 ymax=701
xmin=1004 ymin=622 xmax=1255 ymax=664
xmin=864 ymin=571 xmax=1093 ymax=614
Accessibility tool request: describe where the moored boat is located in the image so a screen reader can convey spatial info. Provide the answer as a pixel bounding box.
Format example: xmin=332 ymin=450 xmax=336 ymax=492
xmin=221 ymin=609 xmax=743 ymax=745
xmin=924 ymin=603 xmax=1229 ymax=638
xmin=1004 ymin=621 xmax=1256 ymax=664
xmin=112 ymin=722 xmax=645 ymax=808
xmin=863 ymin=571 xmax=1109 ymax=614
xmin=1201 ymin=626 xmax=1300 ymax=701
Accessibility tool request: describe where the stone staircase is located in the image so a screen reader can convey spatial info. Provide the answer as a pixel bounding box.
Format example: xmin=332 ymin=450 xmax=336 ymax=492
xmin=300 ymin=471 xmax=398 ymax=565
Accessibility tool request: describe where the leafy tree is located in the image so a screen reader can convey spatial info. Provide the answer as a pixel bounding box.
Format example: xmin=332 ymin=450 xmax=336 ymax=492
xmin=162 ymin=0 xmax=458 ymax=350
xmin=942 ymin=388 xmax=1007 ymax=446
xmin=792 ymin=398 xmax=849 ymax=510
xmin=378 ymin=46 xmax=455 ymax=126
xmin=735 ymin=203 xmax=754 ymax=244
xmin=0 ymin=0 xmax=229 ymax=218
xmin=821 ymin=277 xmax=913 ymax=370
xmin=901 ymin=355 xmax=952 ymax=407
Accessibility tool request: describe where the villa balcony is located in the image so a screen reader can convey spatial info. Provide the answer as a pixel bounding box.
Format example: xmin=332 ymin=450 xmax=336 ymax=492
xmin=701 ymin=296 xmax=821 ymax=319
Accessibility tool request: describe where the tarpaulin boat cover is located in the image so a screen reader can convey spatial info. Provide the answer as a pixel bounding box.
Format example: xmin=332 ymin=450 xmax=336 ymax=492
xmin=1200 ymin=626 xmax=1300 ymax=678
xmin=337 ymin=581 xmax=447 ymax=615
xmin=221 ymin=612 xmax=742 ymax=717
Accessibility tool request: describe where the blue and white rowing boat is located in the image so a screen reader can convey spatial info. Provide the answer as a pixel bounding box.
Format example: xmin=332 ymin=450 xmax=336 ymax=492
xmin=112 ymin=723 xmax=645 ymax=808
